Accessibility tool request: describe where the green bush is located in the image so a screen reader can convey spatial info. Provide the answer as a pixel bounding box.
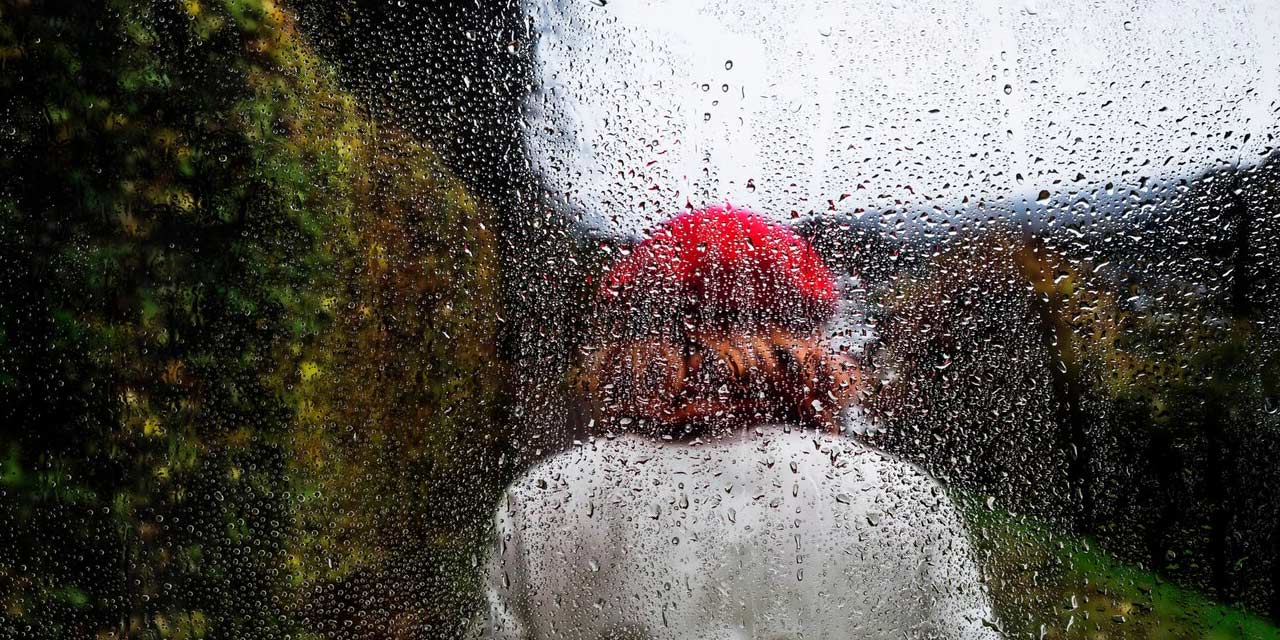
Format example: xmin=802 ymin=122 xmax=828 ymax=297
xmin=0 ymin=1 xmax=500 ymax=637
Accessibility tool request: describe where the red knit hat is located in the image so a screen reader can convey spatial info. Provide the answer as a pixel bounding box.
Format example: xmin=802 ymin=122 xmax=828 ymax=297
xmin=601 ymin=206 xmax=838 ymax=334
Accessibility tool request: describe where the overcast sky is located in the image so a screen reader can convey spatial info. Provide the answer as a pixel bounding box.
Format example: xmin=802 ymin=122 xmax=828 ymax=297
xmin=521 ymin=0 xmax=1280 ymax=235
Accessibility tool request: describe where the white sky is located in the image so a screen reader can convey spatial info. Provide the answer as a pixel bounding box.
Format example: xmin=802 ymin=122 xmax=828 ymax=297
xmin=521 ymin=0 xmax=1280 ymax=235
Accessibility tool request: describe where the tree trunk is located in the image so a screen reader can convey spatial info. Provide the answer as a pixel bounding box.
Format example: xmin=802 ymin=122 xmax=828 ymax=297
xmin=1203 ymin=406 xmax=1234 ymax=602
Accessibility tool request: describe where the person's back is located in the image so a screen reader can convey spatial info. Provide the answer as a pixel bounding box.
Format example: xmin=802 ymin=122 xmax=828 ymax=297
xmin=476 ymin=424 xmax=998 ymax=639
xmin=473 ymin=208 xmax=1001 ymax=639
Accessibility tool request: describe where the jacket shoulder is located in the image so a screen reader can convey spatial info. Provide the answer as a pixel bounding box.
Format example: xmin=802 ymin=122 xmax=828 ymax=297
xmin=501 ymin=436 xmax=653 ymax=501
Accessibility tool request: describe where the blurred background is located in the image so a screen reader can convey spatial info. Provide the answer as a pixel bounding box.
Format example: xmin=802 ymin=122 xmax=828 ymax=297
xmin=1 ymin=1 xmax=1278 ymax=638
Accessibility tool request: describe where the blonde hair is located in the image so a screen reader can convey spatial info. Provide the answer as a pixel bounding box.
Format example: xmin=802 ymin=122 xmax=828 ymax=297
xmin=577 ymin=329 xmax=858 ymax=435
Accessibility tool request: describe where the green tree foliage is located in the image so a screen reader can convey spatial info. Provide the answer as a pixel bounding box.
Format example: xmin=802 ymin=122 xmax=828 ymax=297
xmin=0 ymin=1 xmax=499 ymax=637
xmin=1085 ymin=289 xmax=1280 ymax=615
xmin=866 ymin=234 xmax=1075 ymax=522
xmin=868 ymin=223 xmax=1280 ymax=634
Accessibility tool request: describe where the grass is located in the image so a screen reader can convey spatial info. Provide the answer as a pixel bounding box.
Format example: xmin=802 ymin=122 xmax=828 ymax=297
xmin=965 ymin=504 xmax=1279 ymax=639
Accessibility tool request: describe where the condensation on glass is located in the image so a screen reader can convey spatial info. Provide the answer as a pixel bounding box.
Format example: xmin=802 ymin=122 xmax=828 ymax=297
xmin=1 ymin=1 xmax=1278 ymax=639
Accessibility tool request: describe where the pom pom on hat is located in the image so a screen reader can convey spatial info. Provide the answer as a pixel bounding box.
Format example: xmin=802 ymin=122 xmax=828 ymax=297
xmin=600 ymin=206 xmax=838 ymax=334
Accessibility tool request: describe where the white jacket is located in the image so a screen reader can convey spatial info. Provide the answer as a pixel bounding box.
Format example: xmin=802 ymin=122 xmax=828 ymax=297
xmin=474 ymin=424 xmax=1001 ymax=639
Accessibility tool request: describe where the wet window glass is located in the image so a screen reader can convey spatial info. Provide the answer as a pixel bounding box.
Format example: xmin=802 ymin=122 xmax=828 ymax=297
xmin=2 ymin=1 xmax=1278 ymax=639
